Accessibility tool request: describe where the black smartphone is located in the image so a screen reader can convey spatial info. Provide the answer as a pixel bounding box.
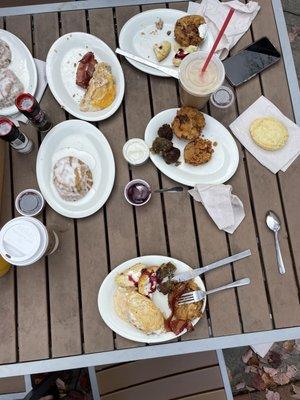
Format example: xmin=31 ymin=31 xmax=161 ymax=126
xmin=223 ymin=37 xmax=281 ymax=87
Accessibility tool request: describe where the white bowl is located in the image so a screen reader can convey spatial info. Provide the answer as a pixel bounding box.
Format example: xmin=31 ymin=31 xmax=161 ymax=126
xmin=36 ymin=119 xmax=115 ymax=218
xmin=46 ymin=32 xmax=125 ymax=121
xmin=98 ymin=255 xmax=206 ymax=343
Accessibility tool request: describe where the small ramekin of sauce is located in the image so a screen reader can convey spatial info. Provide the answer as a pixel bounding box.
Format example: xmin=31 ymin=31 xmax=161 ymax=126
xmin=15 ymin=189 xmax=45 ymax=217
xmin=124 ymin=179 xmax=151 ymax=207
xmin=123 ymin=138 xmax=150 ymax=166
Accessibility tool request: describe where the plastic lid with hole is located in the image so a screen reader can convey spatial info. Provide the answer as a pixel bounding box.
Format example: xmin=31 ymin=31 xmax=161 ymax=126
xmin=0 ymin=217 xmax=49 ymax=266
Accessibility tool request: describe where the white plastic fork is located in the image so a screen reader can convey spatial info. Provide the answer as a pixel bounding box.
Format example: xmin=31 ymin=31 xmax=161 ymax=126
xmin=177 ymin=278 xmax=251 ymax=305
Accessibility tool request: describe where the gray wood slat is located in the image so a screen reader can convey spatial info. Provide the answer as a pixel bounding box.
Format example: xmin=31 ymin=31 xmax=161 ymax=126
xmin=33 ymin=12 xmax=82 ymax=357
xmin=6 ymin=14 xmax=50 ymax=362
xmin=251 ymin=0 xmax=300 ymax=308
xmin=115 ymin=5 xmax=168 ymax=257
xmin=0 ymin=139 xmax=16 ymax=364
xmin=163 ymin=1 xmax=241 ymax=337
xmin=234 ymin=0 xmax=300 ymax=328
xmin=101 ymin=365 xmax=224 ymax=400
xmin=97 ymin=351 xmax=218 ymax=394
xmin=140 ymin=2 xmax=210 ymax=340
xmin=0 ymin=16 xmax=16 ymax=365
xmin=59 ymin=9 xmax=114 ymax=354
xmin=87 ymin=8 xmax=139 ymax=350
xmin=205 ymin=1 xmax=273 ymax=333
xmin=0 ymin=376 xmax=25 ymax=394
xmin=114 ymin=4 xmax=175 ymax=347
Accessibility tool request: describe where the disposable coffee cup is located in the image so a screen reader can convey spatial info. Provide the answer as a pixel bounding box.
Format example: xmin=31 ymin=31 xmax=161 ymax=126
xmin=179 ymin=51 xmax=225 ymax=109
xmin=0 ymin=217 xmax=59 ymax=266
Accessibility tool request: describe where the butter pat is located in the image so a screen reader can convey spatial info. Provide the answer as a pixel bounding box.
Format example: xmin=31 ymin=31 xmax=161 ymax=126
xmin=198 ymin=23 xmax=208 ymax=40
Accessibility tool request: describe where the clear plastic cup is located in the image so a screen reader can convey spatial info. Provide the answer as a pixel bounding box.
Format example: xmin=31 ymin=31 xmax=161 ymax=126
xmin=179 ymin=51 xmax=225 ymax=109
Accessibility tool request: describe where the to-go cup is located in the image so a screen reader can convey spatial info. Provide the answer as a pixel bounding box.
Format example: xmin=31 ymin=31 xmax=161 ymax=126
xmin=0 ymin=217 xmax=59 ymax=266
xmin=179 ymin=51 xmax=225 ymax=109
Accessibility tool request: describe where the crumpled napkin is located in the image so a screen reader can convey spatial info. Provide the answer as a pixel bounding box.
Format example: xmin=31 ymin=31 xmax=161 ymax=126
xmin=229 ymin=95 xmax=300 ymax=173
xmin=10 ymin=58 xmax=47 ymax=127
xmin=188 ymin=0 xmax=260 ymax=60
xmin=189 ymin=183 xmax=245 ymax=234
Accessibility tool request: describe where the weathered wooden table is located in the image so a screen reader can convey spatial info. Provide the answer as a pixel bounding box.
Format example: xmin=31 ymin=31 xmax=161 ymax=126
xmin=0 ymin=0 xmax=299 ymax=382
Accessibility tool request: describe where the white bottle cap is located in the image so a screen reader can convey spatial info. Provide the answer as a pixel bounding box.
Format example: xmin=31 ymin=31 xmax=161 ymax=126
xmin=0 ymin=217 xmax=49 ymax=266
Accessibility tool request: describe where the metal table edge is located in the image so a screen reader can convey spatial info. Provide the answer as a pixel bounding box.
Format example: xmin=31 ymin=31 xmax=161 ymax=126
xmin=0 ymin=326 xmax=299 ymax=378
xmin=0 ymin=0 xmax=182 ymax=17
xmin=272 ymin=0 xmax=300 ymax=124
xmin=0 ymin=0 xmax=299 ymax=382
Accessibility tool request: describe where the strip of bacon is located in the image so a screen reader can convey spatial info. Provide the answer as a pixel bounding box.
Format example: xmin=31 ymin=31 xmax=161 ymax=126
xmin=169 ymin=319 xmax=194 ymax=336
xmin=76 ymin=52 xmax=97 ymax=89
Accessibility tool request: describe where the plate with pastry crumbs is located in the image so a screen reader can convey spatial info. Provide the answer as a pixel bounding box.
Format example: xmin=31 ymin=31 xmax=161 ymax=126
xmin=0 ymin=29 xmax=37 ymax=116
xmin=145 ymin=108 xmax=239 ymax=186
xmin=119 ymin=8 xmax=214 ymax=77
xmin=98 ymin=255 xmax=206 ymax=343
xmin=46 ymin=32 xmax=125 ymax=121
xmin=36 ymin=120 xmax=115 ymax=218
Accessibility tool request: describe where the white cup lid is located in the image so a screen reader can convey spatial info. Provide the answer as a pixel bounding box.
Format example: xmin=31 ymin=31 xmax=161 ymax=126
xmin=0 ymin=217 xmax=49 ymax=266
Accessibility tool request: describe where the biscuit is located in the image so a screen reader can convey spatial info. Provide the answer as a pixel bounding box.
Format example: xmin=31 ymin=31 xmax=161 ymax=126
xmin=172 ymin=106 xmax=205 ymax=140
xmin=184 ymin=137 xmax=213 ymax=165
xmin=174 ymin=15 xmax=206 ymax=47
xmin=250 ymin=117 xmax=289 ymax=151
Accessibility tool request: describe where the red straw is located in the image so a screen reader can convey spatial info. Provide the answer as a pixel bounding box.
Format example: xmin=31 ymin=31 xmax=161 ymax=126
xmin=201 ymin=7 xmax=235 ymax=73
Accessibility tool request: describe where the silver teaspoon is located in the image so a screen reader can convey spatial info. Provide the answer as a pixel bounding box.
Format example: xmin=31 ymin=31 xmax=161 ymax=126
xmin=153 ymin=186 xmax=184 ymax=193
xmin=266 ymin=210 xmax=285 ymax=274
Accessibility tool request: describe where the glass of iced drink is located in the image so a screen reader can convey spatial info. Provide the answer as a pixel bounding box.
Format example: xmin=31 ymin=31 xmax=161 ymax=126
xmin=179 ymin=51 xmax=225 ymax=109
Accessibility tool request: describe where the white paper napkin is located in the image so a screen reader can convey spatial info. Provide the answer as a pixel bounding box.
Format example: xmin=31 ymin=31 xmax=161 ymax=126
xmin=230 ymin=96 xmax=300 ymax=173
xmin=11 ymin=58 xmax=47 ymax=127
xmin=189 ymin=184 xmax=245 ymax=234
xmin=188 ymin=0 xmax=260 ymax=60
xmin=251 ymin=343 xmax=273 ymax=358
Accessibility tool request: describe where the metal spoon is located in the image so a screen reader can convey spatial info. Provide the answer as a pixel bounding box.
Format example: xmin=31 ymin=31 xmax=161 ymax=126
xmin=153 ymin=186 xmax=184 ymax=193
xmin=266 ymin=210 xmax=285 ymax=275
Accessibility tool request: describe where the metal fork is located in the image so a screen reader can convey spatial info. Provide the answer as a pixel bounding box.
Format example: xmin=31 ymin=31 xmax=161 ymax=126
xmin=177 ymin=278 xmax=251 ymax=305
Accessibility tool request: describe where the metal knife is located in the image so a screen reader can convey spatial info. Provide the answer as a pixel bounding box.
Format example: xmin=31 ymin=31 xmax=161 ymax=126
xmin=115 ymin=48 xmax=179 ymax=79
xmin=171 ymin=249 xmax=252 ymax=283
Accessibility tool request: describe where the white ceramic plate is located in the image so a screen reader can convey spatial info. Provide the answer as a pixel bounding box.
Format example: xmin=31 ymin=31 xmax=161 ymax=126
xmin=98 ymin=255 xmax=206 ymax=344
xmin=145 ymin=108 xmax=239 ymax=186
xmin=0 ymin=29 xmax=37 ymax=116
xmin=119 ymin=8 xmax=214 ymax=77
xmin=36 ymin=120 xmax=115 ymax=218
xmin=46 ymin=32 xmax=125 ymax=121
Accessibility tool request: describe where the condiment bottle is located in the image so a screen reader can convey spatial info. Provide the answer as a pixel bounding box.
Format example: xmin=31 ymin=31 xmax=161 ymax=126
xmin=15 ymin=93 xmax=52 ymax=133
xmin=0 ymin=117 xmax=33 ymax=154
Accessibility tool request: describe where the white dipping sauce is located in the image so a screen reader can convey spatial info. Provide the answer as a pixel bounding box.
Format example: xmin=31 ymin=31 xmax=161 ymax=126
xmin=123 ymin=138 xmax=150 ymax=166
